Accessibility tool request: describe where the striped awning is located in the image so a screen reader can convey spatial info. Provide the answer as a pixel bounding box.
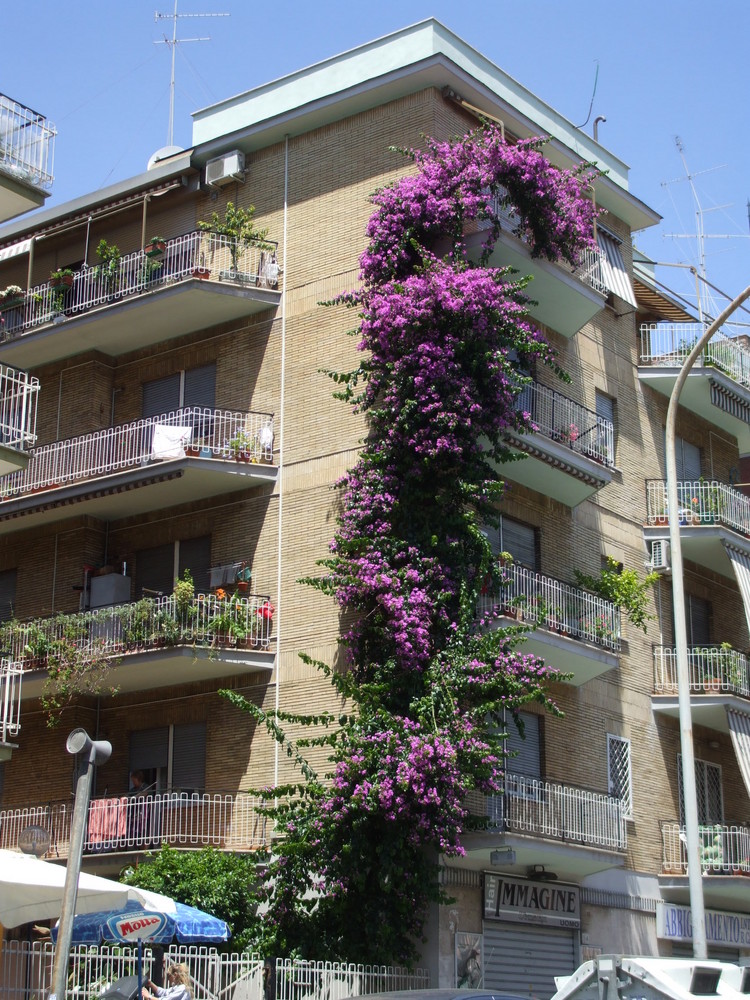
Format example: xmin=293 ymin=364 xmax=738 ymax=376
xmin=0 ymin=238 xmax=32 ymax=263
xmin=724 ymin=544 xmax=750 ymax=635
xmin=597 ymin=231 xmax=636 ymax=307
xmin=727 ymin=708 xmax=750 ymax=799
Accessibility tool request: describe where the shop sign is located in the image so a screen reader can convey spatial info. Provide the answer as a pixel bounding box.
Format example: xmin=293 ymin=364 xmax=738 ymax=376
xmin=657 ymin=901 xmax=750 ymax=947
xmin=484 ymin=873 xmax=580 ymax=929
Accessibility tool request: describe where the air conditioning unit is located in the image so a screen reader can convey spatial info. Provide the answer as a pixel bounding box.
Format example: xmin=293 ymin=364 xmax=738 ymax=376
xmin=650 ymin=539 xmax=671 ymax=572
xmin=205 ymin=150 xmax=245 ymax=187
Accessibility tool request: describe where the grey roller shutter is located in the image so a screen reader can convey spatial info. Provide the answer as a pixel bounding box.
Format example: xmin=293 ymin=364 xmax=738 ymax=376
xmin=178 ymin=536 xmax=212 ymax=594
xmin=134 ymin=542 xmax=174 ymax=598
xmin=506 ymin=711 xmax=541 ymax=777
xmin=130 ymin=727 xmax=169 ymax=772
xmin=482 ymin=922 xmax=576 ymax=999
xmin=172 ymin=722 xmax=207 ymax=792
xmin=184 ymin=364 xmax=216 ymax=409
xmin=500 ymin=518 xmax=537 ymax=570
xmin=0 ymin=568 xmax=17 ymax=623
xmin=142 ymin=373 xmax=180 ymax=419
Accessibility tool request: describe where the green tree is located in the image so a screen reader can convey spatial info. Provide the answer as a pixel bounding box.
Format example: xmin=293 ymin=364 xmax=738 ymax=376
xmin=121 ymin=845 xmax=264 ymax=951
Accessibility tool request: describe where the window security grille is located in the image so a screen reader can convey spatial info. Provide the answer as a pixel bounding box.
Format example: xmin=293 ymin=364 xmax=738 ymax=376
xmin=607 ymin=734 xmax=632 ymax=819
xmin=678 ymin=754 xmax=723 ymax=824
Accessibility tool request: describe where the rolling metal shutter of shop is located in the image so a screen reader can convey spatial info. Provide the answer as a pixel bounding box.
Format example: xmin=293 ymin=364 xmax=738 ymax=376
xmin=482 ymin=922 xmax=577 ymax=999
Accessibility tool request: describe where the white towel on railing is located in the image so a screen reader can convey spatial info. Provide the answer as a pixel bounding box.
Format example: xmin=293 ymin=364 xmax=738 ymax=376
xmin=151 ymin=424 xmax=192 ymax=460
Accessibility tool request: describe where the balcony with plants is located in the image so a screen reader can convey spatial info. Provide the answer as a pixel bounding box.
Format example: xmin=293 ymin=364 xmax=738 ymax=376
xmin=0 ymin=787 xmax=270 ymax=861
xmin=0 ymin=92 xmax=55 ymax=221
xmin=639 ymin=322 xmax=750 ymax=449
xmin=463 ymin=772 xmax=627 ymax=880
xmin=497 ymin=379 xmax=615 ymax=505
xmin=477 ymin=559 xmax=621 ymax=684
xmin=661 ymin=822 xmax=750 ymax=907
xmin=0 ymin=362 xmax=39 ymax=475
xmin=652 ymin=643 xmax=750 ymax=731
xmin=645 ymin=478 xmax=750 ymax=578
xmin=0 ymin=405 xmax=275 ymax=535
xmin=0 ymin=229 xmax=281 ymax=369
xmin=468 ymin=188 xmax=606 ymax=338
xmin=3 ymin=580 xmax=276 ymax=714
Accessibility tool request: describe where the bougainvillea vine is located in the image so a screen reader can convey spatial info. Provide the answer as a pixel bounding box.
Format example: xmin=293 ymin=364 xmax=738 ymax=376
xmin=226 ymin=124 xmax=599 ymax=964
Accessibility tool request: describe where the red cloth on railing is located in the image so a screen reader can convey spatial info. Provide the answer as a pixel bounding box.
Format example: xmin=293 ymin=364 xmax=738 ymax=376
xmin=87 ymin=795 xmax=127 ymax=847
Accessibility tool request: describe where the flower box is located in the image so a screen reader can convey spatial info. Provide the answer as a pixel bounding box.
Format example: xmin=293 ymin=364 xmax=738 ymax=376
xmin=144 ymin=239 xmax=166 ymax=257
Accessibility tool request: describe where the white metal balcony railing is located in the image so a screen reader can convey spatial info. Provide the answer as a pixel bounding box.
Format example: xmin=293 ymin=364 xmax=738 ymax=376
xmin=0 ymin=790 xmax=269 ymax=858
xmin=0 ymin=230 xmax=279 ymax=340
xmin=640 ymin=322 xmax=750 ymax=389
xmin=0 ymin=93 xmax=55 ymax=191
xmin=2 ymin=590 xmax=274 ymax=665
xmin=516 ymin=381 xmax=614 ymax=466
xmin=0 ymin=406 xmax=274 ymax=502
xmin=485 ymin=773 xmax=627 ymax=851
xmin=485 ymin=190 xmax=607 ymax=296
xmin=0 ymin=363 xmax=38 ymax=450
xmin=662 ymin=822 xmax=750 ymax=875
xmin=478 ymin=561 xmax=621 ymax=651
xmin=0 ymin=658 xmax=22 ymax=744
xmin=646 ymin=479 xmax=750 ymax=536
xmin=654 ymin=645 xmax=750 ymax=698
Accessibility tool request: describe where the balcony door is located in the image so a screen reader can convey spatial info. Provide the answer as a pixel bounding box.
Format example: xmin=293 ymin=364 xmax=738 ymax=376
xmin=129 ymin=721 xmax=206 ymax=793
xmin=678 ymin=754 xmax=723 ymax=825
xmin=134 ymin=535 xmax=211 ymax=599
xmin=142 ymin=364 xmax=217 ymax=446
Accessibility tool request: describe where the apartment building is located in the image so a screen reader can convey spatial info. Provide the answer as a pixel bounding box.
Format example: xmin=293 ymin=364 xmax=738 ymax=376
xmin=0 ymin=21 xmax=749 ymax=996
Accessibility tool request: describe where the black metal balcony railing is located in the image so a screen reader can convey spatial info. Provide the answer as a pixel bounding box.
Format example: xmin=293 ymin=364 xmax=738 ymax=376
xmin=0 ymin=406 xmax=274 ymax=503
xmin=516 ymin=381 xmax=614 ymax=466
xmin=0 ymin=230 xmax=278 ymax=341
xmin=478 ymin=561 xmax=621 ymax=651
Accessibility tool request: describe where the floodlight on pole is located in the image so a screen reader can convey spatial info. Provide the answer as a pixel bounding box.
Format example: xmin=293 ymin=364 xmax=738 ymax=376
xmin=49 ymin=729 xmax=112 ymax=1000
xmin=665 ymin=277 xmax=750 ymax=961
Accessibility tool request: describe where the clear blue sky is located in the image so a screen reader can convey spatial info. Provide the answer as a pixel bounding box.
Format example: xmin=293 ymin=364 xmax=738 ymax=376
xmin=6 ymin=0 xmax=750 ymax=315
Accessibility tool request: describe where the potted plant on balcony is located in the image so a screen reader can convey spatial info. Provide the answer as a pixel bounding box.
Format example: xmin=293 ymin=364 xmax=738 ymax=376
xmin=574 ymin=556 xmax=658 ymax=633
xmin=700 ymin=824 xmax=726 ymax=873
xmin=197 ymin=201 xmax=268 ymax=279
xmin=0 ymin=284 xmax=25 ymax=310
xmin=49 ymin=267 xmax=75 ymax=291
xmin=95 ymin=239 xmax=122 ymax=293
xmin=144 ymin=236 xmax=166 ymax=257
xmin=228 ymin=429 xmax=254 ymax=461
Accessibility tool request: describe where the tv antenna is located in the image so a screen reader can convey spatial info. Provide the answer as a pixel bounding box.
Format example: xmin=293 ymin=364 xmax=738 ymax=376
xmin=154 ymin=0 xmax=230 ymax=146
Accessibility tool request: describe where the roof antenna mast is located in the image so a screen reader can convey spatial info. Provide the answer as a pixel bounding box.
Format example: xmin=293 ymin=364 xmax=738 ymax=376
xmin=154 ymin=0 xmax=230 ymax=147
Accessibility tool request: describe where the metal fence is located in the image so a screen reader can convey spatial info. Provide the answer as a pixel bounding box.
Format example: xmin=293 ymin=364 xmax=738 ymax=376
xmin=0 ymin=942 xmax=429 ymax=1000
xmin=0 ymin=364 xmax=38 ymax=451
xmin=653 ymin=644 xmax=750 ymax=698
xmin=0 ymin=657 xmax=22 ymax=744
xmin=640 ymin=322 xmax=750 ymax=388
xmin=517 ymin=381 xmax=614 ymax=466
xmin=645 ymin=478 xmax=750 ymax=535
xmin=0 ymin=406 xmax=274 ymax=501
xmin=477 ymin=561 xmax=621 ymax=651
xmin=0 ymin=230 xmax=279 ymax=339
xmin=484 ymin=773 xmax=627 ymax=851
xmin=662 ymin=822 xmax=750 ymax=874
xmin=0 ymin=790 xmax=269 ymax=858
xmin=0 ymin=92 xmax=55 ymax=190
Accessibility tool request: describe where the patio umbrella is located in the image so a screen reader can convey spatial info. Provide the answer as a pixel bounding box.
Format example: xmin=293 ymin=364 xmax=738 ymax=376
xmin=0 ymin=849 xmax=141 ymax=929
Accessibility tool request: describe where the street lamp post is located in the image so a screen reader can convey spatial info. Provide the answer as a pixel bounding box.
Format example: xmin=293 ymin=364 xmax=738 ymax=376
xmin=665 ymin=280 xmax=750 ymax=960
xmin=49 ymin=728 xmax=112 ymax=1000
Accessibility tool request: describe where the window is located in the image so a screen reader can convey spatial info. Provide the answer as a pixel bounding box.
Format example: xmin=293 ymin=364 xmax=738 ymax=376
xmin=684 ymin=594 xmax=711 ymax=646
xmin=142 ymin=364 xmax=216 ymax=418
xmin=485 ymin=517 xmax=538 ymax=570
xmin=134 ymin=535 xmax=211 ymax=598
xmin=0 ymin=569 xmax=16 ymax=623
xmin=678 ymin=754 xmax=723 ymax=825
xmin=129 ymin=722 xmax=206 ymax=792
xmin=505 ymin=711 xmax=542 ymax=779
xmin=607 ymin=734 xmax=632 ymax=819
xmin=595 ymin=390 xmax=615 ymax=464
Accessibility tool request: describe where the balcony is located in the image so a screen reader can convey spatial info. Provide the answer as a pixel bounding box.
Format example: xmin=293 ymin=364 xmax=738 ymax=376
xmin=0 ymin=94 xmax=55 ymax=221
xmin=468 ymin=194 xmax=606 ymax=338
xmin=0 ymin=659 xmax=22 ymax=761
xmin=0 ymin=231 xmax=280 ymax=369
xmin=7 ymin=590 xmax=275 ymax=703
xmin=652 ymin=645 xmax=750 ymax=732
xmin=478 ymin=562 xmax=620 ymax=684
xmin=462 ymin=774 xmax=627 ymax=880
xmin=0 ymin=406 xmax=275 ymax=535
xmin=639 ymin=323 xmax=750 ymax=450
xmin=645 ymin=479 xmax=750 ymax=579
xmin=660 ymin=822 xmax=750 ymax=909
xmin=0 ymin=790 xmax=269 ymax=862
xmin=0 ymin=364 xmax=39 ymax=475
xmin=497 ymin=381 xmax=614 ymax=505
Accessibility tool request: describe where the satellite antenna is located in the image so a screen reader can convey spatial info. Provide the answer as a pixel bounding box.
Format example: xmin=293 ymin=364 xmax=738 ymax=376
xmin=154 ymin=0 xmax=230 ymax=147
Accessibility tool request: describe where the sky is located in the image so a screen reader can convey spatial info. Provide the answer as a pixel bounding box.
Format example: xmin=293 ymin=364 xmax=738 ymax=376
xmin=5 ymin=0 xmax=750 ymax=318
